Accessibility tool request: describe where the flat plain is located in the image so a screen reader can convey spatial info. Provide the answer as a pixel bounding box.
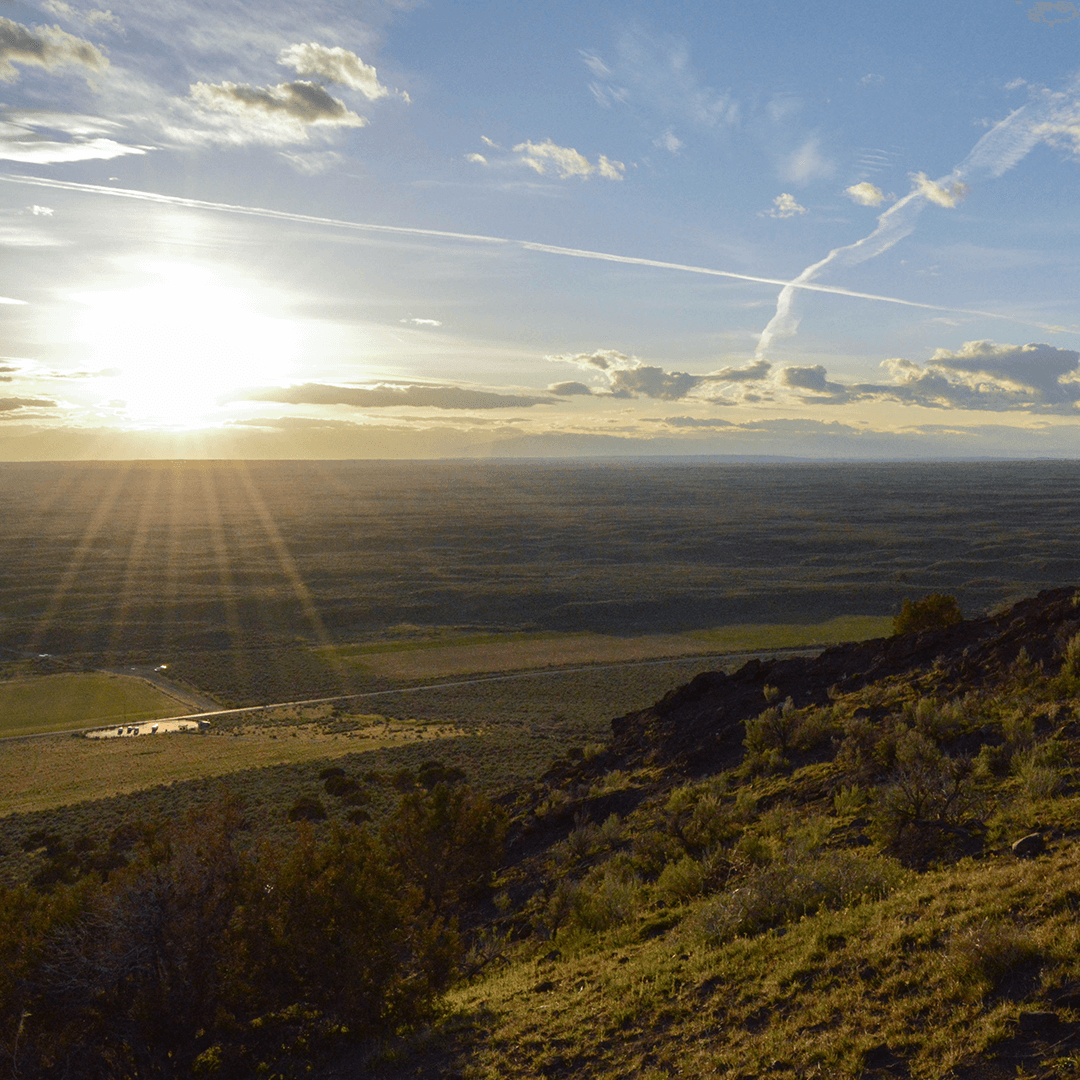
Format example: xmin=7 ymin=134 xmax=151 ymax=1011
xmin=0 ymin=671 xmax=190 ymax=736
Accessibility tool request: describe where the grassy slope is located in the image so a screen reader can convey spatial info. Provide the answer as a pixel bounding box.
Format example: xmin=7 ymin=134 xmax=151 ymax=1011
xmin=363 ymin=608 xmax=1080 ymax=1080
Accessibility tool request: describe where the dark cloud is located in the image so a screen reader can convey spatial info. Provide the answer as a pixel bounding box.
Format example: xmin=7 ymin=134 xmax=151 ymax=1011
xmin=779 ymin=364 xmax=848 ymax=397
xmin=551 ymin=348 xmax=771 ymax=402
xmin=0 ymin=16 xmax=108 ymax=81
xmin=228 ymin=382 xmax=554 ymax=410
xmin=785 ymin=341 xmax=1080 ymax=414
xmin=190 ymin=80 xmax=365 ymax=128
xmin=608 ymin=365 xmax=705 ymax=400
xmin=548 ymin=381 xmax=593 ymax=396
xmin=713 ymin=358 xmax=771 ymax=382
xmin=0 ymin=395 xmax=57 ymax=412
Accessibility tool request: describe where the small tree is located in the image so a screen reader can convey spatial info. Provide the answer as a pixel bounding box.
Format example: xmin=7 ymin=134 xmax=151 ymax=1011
xmin=893 ymin=593 xmax=962 ymax=636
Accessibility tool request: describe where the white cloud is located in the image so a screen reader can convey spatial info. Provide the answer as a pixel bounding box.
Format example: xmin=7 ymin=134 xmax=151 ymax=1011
xmin=0 ymin=116 xmax=145 ymax=161
xmin=760 ymin=192 xmax=806 ymax=219
xmin=28 ymin=204 xmax=54 ymax=215
xmin=910 ymin=170 xmax=969 ymax=207
xmin=39 ymin=2 xmax=122 ymax=33
xmin=845 ymin=181 xmax=887 ymax=206
xmin=512 ymin=138 xmax=625 ymax=180
xmin=402 ymin=317 xmax=442 ymax=326
xmin=858 ymin=73 xmax=885 ymax=88
xmin=278 ymin=149 xmax=344 ymax=174
xmin=189 ymin=80 xmax=367 ymax=138
xmin=465 ymin=152 xmax=487 ymax=164
xmin=785 ymin=135 xmax=834 ymax=183
xmin=583 ymin=26 xmax=737 ymax=129
xmin=653 ymin=128 xmax=683 ymax=154
xmin=278 ymin=42 xmax=406 ymax=102
xmin=0 ymin=15 xmax=108 ymax=81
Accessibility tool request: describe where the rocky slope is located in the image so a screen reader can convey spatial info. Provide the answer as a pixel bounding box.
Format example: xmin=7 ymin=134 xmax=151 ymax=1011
xmin=610 ymin=586 xmax=1080 ymax=773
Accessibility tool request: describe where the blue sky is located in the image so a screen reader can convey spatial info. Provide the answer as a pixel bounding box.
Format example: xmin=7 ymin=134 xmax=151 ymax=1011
xmin=1 ymin=0 xmax=1079 ymax=459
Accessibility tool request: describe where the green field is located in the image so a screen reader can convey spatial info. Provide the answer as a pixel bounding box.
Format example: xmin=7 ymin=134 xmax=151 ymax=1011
xmin=0 ymin=672 xmax=190 ymax=738
xmin=329 ymin=616 xmax=895 ymax=681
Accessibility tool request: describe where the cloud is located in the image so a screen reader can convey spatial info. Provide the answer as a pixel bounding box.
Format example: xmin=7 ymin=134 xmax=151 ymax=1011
xmin=277 ymin=42 xmax=406 ymax=102
xmin=1027 ymin=2 xmax=1079 ymax=25
xmin=465 ymin=152 xmax=486 ymax=164
xmin=512 ymin=138 xmax=625 ymax=180
xmin=608 ymin=366 xmax=704 ymax=399
xmin=910 ymin=171 xmax=969 ymax=208
xmin=761 ymin=193 xmax=806 ymax=219
xmin=780 ymin=340 xmax=1080 ymax=414
xmin=712 ymin=358 xmax=771 ymax=382
xmin=859 ymin=73 xmax=885 ymax=88
xmin=785 ymin=136 xmax=834 ymax=183
xmin=548 ymin=381 xmax=593 ymax=396
xmin=227 ymin=382 xmax=554 ymax=410
xmin=278 ymin=149 xmax=344 ymax=175
xmin=0 ymin=16 xmax=108 ymax=82
xmin=549 ymin=349 xmax=722 ymax=400
xmin=401 ymin=317 xmax=442 ymax=326
xmin=0 ymin=396 xmax=57 ymax=412
xmin=190 ymin=80 xmax=367 ymax=132
xmin=845 ymin=181 xmax=887 ymax=206
xmin=779 ymin=364 xmax=848 ymax=398
xmin=645 ymin=415 xmax=734 ymax=428
xmin=0 ymin=128 xmax=145 ymax=163
xmin=586 ymin=26 xmax=738 ymax=130
xmin=754 ymin=73 xmax=1080 ymax=361
xmin=653 ymin=128 xmax=683 ymax=154
xmin=39 ymin=2 xmax=122 ymax=33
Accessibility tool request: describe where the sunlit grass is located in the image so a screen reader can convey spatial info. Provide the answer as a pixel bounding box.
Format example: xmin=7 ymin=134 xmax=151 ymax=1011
xmin=0 ymin=672 xmax=189 ymax=738
xmin=324 ymin=617 xmax=894 ymax=681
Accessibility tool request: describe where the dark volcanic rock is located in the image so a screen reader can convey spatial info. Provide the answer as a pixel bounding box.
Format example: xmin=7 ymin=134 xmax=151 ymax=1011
xmin=610 ymin=587 xmax=1080 ymax=773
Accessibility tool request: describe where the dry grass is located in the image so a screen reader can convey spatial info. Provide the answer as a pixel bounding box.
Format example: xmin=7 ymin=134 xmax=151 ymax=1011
xmin=0 ymin=716 xmax=459 ymax=817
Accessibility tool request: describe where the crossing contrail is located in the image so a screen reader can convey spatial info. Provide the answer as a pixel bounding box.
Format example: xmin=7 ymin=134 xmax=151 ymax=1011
xmin=755 ymin=73 xmax=1080 ymax=358
xmin=0 ymin=171 xmax=1068 ymax=335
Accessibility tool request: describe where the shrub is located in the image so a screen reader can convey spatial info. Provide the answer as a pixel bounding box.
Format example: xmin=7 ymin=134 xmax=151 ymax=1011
xmin=288 ymin=794 xmax=327 ymax=822
xmin=693 ymin=850 xmax=902 ymax=944
xmin=657 ymin=856 xmax=706 ymax=903
xmin=938 ymin=919 xmax=1041 ymax=1002
xmin=381 ymin=782 xmax=507 ymax=914
xmin=893 ymin=594 xmax=962 ymax=636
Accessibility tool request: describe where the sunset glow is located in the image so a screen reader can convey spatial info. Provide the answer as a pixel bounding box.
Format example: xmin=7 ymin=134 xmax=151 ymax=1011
xmin=0 ymin=0 xmax=1077 ymax=459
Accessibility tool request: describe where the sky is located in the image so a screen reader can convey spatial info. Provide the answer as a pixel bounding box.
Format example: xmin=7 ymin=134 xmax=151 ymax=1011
xmin=1 ymin=0 xmax=1079 ymax=460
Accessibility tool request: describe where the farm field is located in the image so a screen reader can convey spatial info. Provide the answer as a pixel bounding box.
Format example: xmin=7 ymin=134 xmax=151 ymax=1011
xmin=0 ymin=708 xmax=451 ymax=817
xmin=0 ymin=671 xmax=190 ymax=738
xmin=0 ymin=656 xmax=718 ymax=821
xmin=334 ymin=616 xmax=892 ymax=680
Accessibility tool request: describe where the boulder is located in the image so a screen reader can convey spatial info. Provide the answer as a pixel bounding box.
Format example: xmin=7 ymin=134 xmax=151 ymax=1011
xmin=1011 ymin=833 xmax=1046 ymax=858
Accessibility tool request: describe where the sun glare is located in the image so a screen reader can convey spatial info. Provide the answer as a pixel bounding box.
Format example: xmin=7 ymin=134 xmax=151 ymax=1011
xmin=76 ymin=264 xmax=297 ymax=426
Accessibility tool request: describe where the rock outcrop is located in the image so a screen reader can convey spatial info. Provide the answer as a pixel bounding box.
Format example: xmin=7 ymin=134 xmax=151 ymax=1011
xmin=610 ymin=586 xmax=1080 ymax=773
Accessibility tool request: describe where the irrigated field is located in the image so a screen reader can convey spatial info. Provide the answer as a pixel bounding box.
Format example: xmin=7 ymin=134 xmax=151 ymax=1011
xmin=337 ymin=616 xmax=893 ymax=681
xmin=0 ymin=671 xmax=191 ymax=738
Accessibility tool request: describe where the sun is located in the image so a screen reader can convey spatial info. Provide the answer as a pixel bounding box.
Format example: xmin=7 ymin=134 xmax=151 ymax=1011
xmin=76 ymin=263 xmax=297 ymax=426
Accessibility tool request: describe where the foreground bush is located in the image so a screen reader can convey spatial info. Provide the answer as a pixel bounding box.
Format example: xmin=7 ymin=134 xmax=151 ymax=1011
xmin=0 ymin=788 xmax=503 ymax=1079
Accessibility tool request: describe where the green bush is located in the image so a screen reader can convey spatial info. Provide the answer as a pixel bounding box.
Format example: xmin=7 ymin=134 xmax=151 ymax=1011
xmin=893 ymin=594 xmax=962 ymax=636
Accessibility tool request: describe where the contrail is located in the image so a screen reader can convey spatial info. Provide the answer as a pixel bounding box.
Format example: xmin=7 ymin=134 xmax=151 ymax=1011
xmin=756 ymin=74 xmax=1080 ymax=358
xmin=0 ymin=171 xmax=1067 ymax=333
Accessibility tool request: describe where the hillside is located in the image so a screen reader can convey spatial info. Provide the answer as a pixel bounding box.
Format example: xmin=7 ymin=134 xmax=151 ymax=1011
xmin=374 ymin=587 xmax=1080 ymax=1080
xmin=4 ymin=588 xmax=1080 ymax=1079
